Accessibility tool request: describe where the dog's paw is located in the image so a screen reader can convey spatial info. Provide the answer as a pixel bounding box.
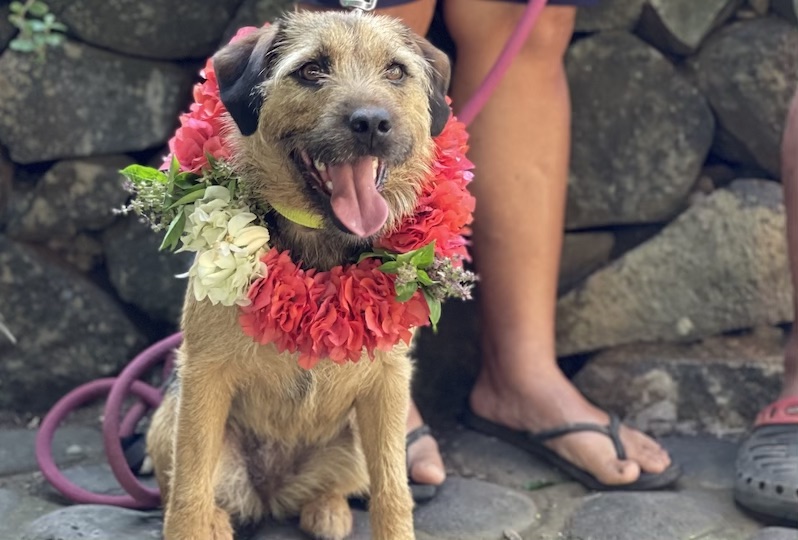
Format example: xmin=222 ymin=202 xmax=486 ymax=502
xmin=163 ymin=507 xmax=233 ymax=540
xmin=299 ymin=494 xmax=353 ymax=540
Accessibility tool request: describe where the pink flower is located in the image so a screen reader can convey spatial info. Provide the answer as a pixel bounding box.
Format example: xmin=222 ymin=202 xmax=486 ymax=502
xmin=168 ymin=117 xmax=231 ymax=174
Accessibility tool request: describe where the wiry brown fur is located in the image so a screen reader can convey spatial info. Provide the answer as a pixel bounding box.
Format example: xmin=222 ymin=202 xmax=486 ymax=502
xmin=146 ymin=11 xmax=450 ymax=540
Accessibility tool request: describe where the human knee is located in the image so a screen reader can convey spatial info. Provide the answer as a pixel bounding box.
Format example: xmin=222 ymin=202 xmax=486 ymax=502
xmin=444 ymin=3 xmax=576 ymax=64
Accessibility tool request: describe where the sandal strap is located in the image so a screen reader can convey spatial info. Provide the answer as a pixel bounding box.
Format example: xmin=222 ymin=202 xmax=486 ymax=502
xmin=406 ymin=424 xmax=432 ymax=449
xmin=528 ymin=414 xmax=627 ymax=461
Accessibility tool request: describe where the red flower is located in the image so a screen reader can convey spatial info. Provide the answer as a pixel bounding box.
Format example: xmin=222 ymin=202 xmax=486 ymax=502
xmin=240 ymin=250 xmax=429 ymax=369
xmin=376 ymin=113 xmax=476 ymax=262
xmin=161 ymin=25 xmax=263 ymax=173
xmin=168 ymin=116 xmax=232 ymax=174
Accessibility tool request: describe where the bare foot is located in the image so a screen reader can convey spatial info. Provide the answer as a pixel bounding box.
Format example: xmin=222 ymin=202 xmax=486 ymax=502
xmin=406 ymin=400 xmax=446 ymax=487
xmin=469 ymin=363 xmax=673 ymax=487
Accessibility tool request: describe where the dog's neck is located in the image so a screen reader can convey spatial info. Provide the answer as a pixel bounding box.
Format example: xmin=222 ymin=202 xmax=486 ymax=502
xmin=266 ymin=213 xmax=368 ymax=271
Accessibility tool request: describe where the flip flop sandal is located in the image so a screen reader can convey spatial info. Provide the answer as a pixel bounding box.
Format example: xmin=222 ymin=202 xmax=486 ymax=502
xmin=734 ymin=396 xmax=798 ymax=524
xmin=406 ymin=424 xmax=439 ymax=503
xmin=462 ymin=410 xmax=682 ymax=491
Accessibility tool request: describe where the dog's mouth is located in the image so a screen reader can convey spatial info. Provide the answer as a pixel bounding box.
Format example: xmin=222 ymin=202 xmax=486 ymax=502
xmin=293 ymin=151 xmax=389 ymax=238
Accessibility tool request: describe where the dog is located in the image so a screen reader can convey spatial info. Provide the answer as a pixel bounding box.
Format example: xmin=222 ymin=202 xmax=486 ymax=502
xmin=145 ymin=10 xmax=451 ymax=540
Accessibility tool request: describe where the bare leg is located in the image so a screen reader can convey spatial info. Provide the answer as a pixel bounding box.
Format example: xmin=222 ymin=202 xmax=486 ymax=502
xmin=298 ymin=0 xmax=446 ymax=491
xmin=444 ymin=1 xmax=670 ymax=485
xmin=781 ymin=88 xmax=798 ymax=399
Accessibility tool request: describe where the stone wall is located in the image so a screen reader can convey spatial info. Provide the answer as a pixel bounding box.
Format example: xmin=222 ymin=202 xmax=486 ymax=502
xmin=0 ymin=0 xmax=795 ymax=435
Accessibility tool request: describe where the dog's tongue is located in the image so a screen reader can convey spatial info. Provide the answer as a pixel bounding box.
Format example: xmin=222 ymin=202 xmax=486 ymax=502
xmin=328 ymin=157 xmax=388 ymax=238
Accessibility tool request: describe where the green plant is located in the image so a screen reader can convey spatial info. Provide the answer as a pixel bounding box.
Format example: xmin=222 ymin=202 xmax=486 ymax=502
xmin=8 ymin=0 xmax=67 ymax=60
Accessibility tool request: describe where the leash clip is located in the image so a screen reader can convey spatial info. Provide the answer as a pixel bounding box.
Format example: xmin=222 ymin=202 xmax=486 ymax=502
xmin=340 ymin=0 xmax=377 ymax=13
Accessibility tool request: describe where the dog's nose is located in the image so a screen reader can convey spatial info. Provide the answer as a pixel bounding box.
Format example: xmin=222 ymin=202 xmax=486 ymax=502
xmin=349 ymin=107 xmax=392 ymax=140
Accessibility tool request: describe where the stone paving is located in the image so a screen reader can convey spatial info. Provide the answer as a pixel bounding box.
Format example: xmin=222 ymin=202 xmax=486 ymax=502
xmin=0 ymin=410 xmax=795 ymax=540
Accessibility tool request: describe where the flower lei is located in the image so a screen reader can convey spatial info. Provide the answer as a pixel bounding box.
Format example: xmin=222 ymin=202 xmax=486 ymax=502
xmin=119 ymin=25 xmax=477 ymax=369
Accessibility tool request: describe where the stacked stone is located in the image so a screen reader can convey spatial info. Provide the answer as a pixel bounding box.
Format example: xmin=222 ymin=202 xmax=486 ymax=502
xmin=0 ymin=0 xmax=796 ymax=438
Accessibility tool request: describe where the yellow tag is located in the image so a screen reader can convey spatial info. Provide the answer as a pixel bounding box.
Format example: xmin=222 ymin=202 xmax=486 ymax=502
xmin=270 ymin=201 xmax=324 ymax=230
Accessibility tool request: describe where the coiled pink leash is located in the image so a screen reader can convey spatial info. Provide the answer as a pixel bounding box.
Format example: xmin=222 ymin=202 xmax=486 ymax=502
xmin=35 ymin=0 xmax=549 ymax=509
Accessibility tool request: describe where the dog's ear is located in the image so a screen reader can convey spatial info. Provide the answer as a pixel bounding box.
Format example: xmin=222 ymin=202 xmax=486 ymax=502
xmin=412 ymin=36 xmax=452 ymax=137
xmin=213 ymin=25 xmax=280 ymax=136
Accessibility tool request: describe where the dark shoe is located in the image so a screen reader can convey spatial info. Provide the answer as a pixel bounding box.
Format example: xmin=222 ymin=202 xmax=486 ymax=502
xmin=462 ymin=409 xmax=682 ymax=491
xmin=406 ymin=424 xmax=440 ymax=503
xmin=735 ymin=396 xmax=798 ymax=524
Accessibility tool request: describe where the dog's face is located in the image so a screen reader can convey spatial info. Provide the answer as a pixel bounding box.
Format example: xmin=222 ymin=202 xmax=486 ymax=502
xmin=213 ymin=12 xmax=451 ymax=243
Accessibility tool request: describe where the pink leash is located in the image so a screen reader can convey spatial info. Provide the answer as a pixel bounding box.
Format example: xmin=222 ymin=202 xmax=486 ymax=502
xmin=35 ymin=0 xmax=549 ymax=509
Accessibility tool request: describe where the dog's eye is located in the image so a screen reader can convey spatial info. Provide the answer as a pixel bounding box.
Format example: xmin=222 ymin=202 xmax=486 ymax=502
xmin=385 ymin=63 xmax=405 ymax=82
xmin=298 ymin=62 xmax=325 ymax=83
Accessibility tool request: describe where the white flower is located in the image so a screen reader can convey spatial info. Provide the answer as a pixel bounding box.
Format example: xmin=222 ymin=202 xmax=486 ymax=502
xmin=179 ymin=186 xmax=238 ymax=252
xmin=190 ymin=247 xmax=267 ymax=307
xmin=178 ymin=185 xmax=272 ymax=306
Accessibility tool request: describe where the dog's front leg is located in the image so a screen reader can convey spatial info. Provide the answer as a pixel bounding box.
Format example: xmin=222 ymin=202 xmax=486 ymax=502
xmin=163 ymin=360 xmax=234 ymax=540
xmin=355 ymin=360 xmax=415 ymax=540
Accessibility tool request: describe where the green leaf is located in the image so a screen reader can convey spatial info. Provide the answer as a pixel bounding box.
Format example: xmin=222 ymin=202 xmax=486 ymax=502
xmin=120 ymin=164 xmax=168 ymax=185
xmin=43 ymin=13 xmax=55 ymax=24
xmin=377 ymin=260 xmax=401 ymax=274
xmin=159 ymin=209 xmax=186 ymax=251
xmin=45 ymin=33 xmax=63 ymax=46
xmin=416 ymin=269 xmax=434 ymax=286
xmin=9 ymin=2 xmax=25 ymax=14
xmin=29 ymin=1 xmax=50 ymax=17
xmin=227 ymin=178 xmax=237 ymax=199
xmin=395 ymin=281 xmax=418 ymax=303
xmin=410 ymin=241 xmax=435 ymax=268
xmin=167 ymin=187 xmax=206 ymax=209
xmin=28 ymin=20 xmax=46 ymax=32
xmin=357 ymin=249 xmax=394 ymax=263
xmin=50 ymin=21 xmax=67 ymax=32
xmin=423 ymin=290 xmax=442 ymax=333
xmin=168 ymin=154 xmax=180 ymax=175
xmin=173 ymin=173 xmax=202 ymax=190
xmin=9 ymin=38 xmax=35 ymax=52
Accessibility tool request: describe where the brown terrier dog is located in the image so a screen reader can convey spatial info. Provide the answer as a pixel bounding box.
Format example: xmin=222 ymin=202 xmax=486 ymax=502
xmin=145 ymin=11 xmax=451 ymax=540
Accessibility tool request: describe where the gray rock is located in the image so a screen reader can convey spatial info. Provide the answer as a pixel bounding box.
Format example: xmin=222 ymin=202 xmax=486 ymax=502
xmin=574 ymin=0 xmax=647 ymax=33
xmin=560 ymin=232 xmax=615 ymax=293
xmin=0 ymin=489 xmax=20 ymax=525
xmin=6 ymin=156 xmax=131 ymax=241
xmin=660 ymin=435 xmax=740 ymax=490
xmin=690 ymin=17 xmax=798 ymax=176
xmin=21 ymin=505 xmax=163 ymax=540
xmin=439 ymin=427 xmax=568 ymax=490
xmin=565 ymin=32 xmax=714 ymax=229
xmin=47 ymin=0 xmax=242 ymax=60
xmin=42 ymin=464 xmax=159 ymax=501
xmin=574 ymin=330 xmax=785 ymax=436
xmin=414 ymin=477 xmax=538 ymax=540
xmin=0 ymin=236 xmax=146 ymax=412
xmin=103 ymin=216 xmax=193 ymax=324
xmin=638 ymin=0 xmax=742 ymax=55
xmin=564 ymin=491 xmax=758 ymax=540
xmin=0 ymin=426 xmax=103 ymax=476
xmin=0 ymin=41 xmax=194 ymax=164
xmin=223 ymin=0 xmax=293 ymax=42
xmin=556 ymin=180 xmax=792 ymax=357
xmin=773 ymin=0 xmax=798 ymax=22
xmin=0 ymin=147 xmax=12 ymax=228
xmin=43 ymin=233 xmax=105 ymax=273
xmin=0 ymin=3 xmax=15 ymax=51
xmin=750 ymin=528 xmax=798 ymax=540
